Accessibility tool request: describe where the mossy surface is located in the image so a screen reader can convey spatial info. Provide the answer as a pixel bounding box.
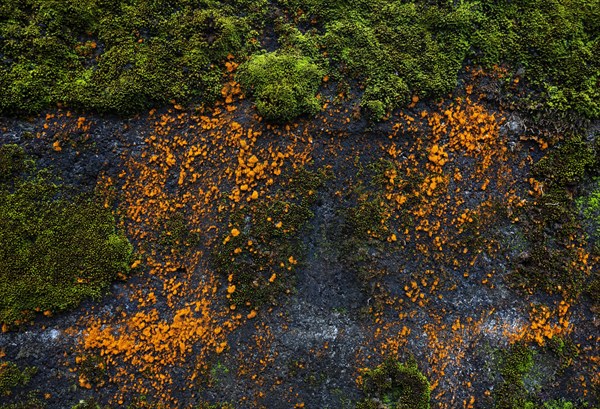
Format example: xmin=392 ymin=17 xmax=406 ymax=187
xmin=0 ymin=0 xmax=266 ymax=114
xmin=278 ymin=0 xmax=600 ymax=119
xmin=511 ymin=136 xmax=595 ymax=295
xmin=493 ymin=343 xmax=535 ymax=409
xmin=357 ymin=358 xmax=430 ymax=409
xmin=0 ymin=361 xmax=36 ymax=397
xmin=0 ymin=144 xmax=133 ymax=326
xmin=492 ymin=342 xmax=587 ymax=409
xmin=212 ymin=166 xmax=326 ymax=307
xmin=2 ymin=0 xmax=598 ymax=119
xmin=236 ymin=52 xmax=323 ymax=122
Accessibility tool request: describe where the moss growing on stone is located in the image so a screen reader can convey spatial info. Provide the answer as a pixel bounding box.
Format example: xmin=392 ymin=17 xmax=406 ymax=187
xmin=236 ymin=51 xmax=323 ymax=122
xmin=512 ymin=136 xmax=595 ymax=295
xmin=0 ymin=361 xmax=36 ymax=397
xmin=0 ymin=0 xmax=266 ymax=114
xmin=493 ymin=343 xmax=534 ymax=409
xmin=357 ymin=358 xmax=430 ymax=409
xmin=0 ymin=145 xmax=133 ymax=326
xmin=212 ymin=167 xmax=326 ymax=307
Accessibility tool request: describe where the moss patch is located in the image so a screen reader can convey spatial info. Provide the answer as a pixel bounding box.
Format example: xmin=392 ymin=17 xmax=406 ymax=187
xmin=0 ymin=0 xmax=266 ymax=114
xmin=213 ymin=166 xmax=326 ymax=307
xmin=511 ymin=136 xmax=595 ymax=295
xmin=493 ymin=343 xmax=534 ymax=409
xmin=0 ymin=361 xmax=36 ymax=397
xmin=236 ymin=51 xmax=323 ymax=122
xmin=357 ymin=358 xmax=430 ymax=409
xmin=0 ymin=144 xmax=133 ymax=326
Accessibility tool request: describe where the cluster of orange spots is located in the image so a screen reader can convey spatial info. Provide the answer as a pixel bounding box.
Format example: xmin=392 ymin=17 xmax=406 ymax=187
xmin=80 ymin=287 xmax=232 ymax=398
xmin=40 ymin=112 xmax=93 ymax=153
xmin=528 ymin=177 xmax=544 ymax=196
xmin=422 ymin=314 xmax=488 ymax=408
xmin=589 ymin=352 xmax=600 ymax=391
xmin=72 ymin=57 xmax=323 ymax=406
xmin=227 ymin=125 xmax=272 ymax=202
xmin=427 ymin=143 xmax=448 ymax=169
xmin=380 ymin=94 xmax=523 ymax=267
xmin=27 ymin=63 xmax=595 ymax=407
xmin=375 ymin=323 xmax=411 ymax=358
xmin=420 ymin=174 xmax=446 ymax=197
xmin=507 ymin=300 xmax=572 ymax=346
xmin=572 ymin=247 xmax=592 ymax=276
xmin=403 ymin=276 xmax=440 ymax=306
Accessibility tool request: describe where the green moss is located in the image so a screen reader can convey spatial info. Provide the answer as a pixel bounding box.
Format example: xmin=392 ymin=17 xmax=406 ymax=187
xmin=159 ymin=213 xmax=201 ymax=249
xmin=471 ymin=0 xmax=600 ymax=117
xmin=0 ymin=145 xmax=133 ymax=325
xmin=543 ymin=400 xmax=575 ymax=409
xmin=361 ymin=75 xmax=410 ymax=120
xmin=0 ymin=395 xmax=45 ymax=409
xmin=0 ymin=0 xmax=266 ymax=114
xmin=212 ymin=167 xmax=326 ymax=307
xmin=236 ymin=51 xmax=323 ymax=122
xmin=281 ymin=0 xmax=599 ymax=119
xmin=494 ymin=343 xmax=534 ymax=409
xmin=344 ymin=198 xmax=390 ymax=241
xmin=1 ymin=0 xmax=599 ymax=117
xmin=0 ymin=144 xmax=32 ymax=182
xmin=358 ymin=357 xmax=430 ymax=409
xmin=0 ymin=361 xmax=36 ymax=397
xmin=512 ymin=136 xmax=595 ymax=295
xmin=294 ymin=1 xmax=476 ymax=119
xmin=534 ymin=137 xmax=594 ymax=187
xmin=547 ymin=336 xmax=579 ymax=372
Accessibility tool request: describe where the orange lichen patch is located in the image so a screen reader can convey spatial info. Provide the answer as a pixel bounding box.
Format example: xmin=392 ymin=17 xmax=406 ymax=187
xmin=422 ymin=314 xmax=488 ymax=407
xmin=379 ymin=94 xmax=523 ymax=269
xmin=506 ymin=300 xmax=572 ymax=346
xmin=376 ymin=323 xmax=411 ymax=357
xmin=81 ymin=289 xmax=230 ymax=401
xmin=70 ymin=57 xmax=320 ymax=406
xmin=427 ymin=144 xmax=448 ymax=168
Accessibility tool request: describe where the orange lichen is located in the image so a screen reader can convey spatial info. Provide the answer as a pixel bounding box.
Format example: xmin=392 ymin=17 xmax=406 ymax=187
xmin=506 ymin=300 xmax=572 ymax=346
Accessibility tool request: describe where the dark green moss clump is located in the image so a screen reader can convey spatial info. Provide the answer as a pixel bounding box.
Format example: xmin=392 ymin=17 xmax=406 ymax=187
xmin=279 ymin=0 xmax=600 ymax=119
xmin=0 ymin=0 xmax=266 ymax=114
xmin=1 ymin=0 xmax=599 ymax=118
xmin=0 ymin=144 xmax=133 ymax=326
xmin=493 ymin=343 xmax=534 ymax=409
xmin=357 ymin=358 xmax=430 ymax=409
xmin=345 ymin=198 xmax=390 ymax=241
xmin=0 ymin=396 xmax=45 ymax=409
xmin=236 ymin=52 xmax=323 ymax=122
xmin=512 ymin=136 xmax=595 ymax=295
xmin=543 ymin=400 xmax=576 ymax=409
xmin=534 ymin=137 xmax=595 ymax=188
xmin=213 ymin=167 xmax=326 ymax=307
